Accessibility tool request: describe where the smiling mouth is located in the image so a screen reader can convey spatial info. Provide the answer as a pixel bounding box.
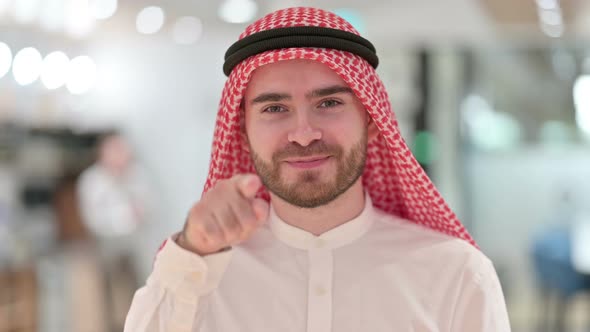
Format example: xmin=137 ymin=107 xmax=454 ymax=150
xmin=284 ymin=155 xmax=330 ymax=162
xmin=284 ymin=156 xmax=331 ymax=169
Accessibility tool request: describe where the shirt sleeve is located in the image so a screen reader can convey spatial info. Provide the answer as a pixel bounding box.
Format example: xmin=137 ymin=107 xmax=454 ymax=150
xmin=450 ymin=257 xmax=511 ymax=332
xmin=124 ymin=235 xmax=233 ymax=332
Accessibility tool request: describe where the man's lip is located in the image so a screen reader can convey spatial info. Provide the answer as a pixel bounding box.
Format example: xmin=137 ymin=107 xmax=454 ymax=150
xmin=283 ymin=155 xmax=331 ymax=163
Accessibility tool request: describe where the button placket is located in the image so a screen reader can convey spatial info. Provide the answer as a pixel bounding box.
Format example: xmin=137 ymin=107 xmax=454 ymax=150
xmin=306 ymin=247 xmax=333 ymax=332
xmin=314 ymin=238 xmax=326 ymax=248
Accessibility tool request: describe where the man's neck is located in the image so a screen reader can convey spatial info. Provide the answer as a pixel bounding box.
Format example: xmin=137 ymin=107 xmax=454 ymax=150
xmin=269 ymin=179 xmax=366 ymax=236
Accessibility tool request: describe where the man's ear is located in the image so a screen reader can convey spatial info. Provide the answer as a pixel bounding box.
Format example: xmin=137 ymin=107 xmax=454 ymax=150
xmin=367 ymin=114 xmax=379 ymax=141
xmin=241 ymin=130 xmax=250 ymax=153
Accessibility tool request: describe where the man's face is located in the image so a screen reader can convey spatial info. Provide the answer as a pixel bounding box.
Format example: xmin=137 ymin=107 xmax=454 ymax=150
xmin=99 ymin=135 xmax=132 ymax=175
xmin=243 ymin=59 xmax=372 ymax=208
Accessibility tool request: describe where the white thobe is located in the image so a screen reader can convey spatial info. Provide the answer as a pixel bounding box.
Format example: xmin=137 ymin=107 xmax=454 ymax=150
xmin=125 ymin=195 xmax=511 ymax=331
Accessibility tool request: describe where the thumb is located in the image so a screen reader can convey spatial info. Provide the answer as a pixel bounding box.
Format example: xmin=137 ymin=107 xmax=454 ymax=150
xmin=251 ymin=198 xmax=270 ymax=223
xmin=236 ymin=174 xmax=262 ymax=199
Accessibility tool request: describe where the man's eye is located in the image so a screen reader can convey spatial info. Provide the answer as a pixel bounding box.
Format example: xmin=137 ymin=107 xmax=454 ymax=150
xmin=319 ymin=99 xmax=342 ymax=108
xmin=263 ymin=105 xmax=286 ymax=113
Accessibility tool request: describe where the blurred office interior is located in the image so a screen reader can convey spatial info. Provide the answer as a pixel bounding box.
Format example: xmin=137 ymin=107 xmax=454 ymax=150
xmin=1 ymin=0 xmax=590 ymax=331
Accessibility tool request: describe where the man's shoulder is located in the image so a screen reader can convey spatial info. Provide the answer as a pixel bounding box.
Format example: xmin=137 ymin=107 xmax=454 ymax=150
xmin=370 ymin=207 xmax=467 ymax=244
xmin=369 ymin=207 xmax=490 ymax=270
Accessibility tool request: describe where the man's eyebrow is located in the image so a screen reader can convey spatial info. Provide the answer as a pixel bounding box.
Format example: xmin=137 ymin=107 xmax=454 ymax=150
xmin=249 ymin=85 xmax=353 ymax=105
xmin=251 ymin=93 xmax=291 ymax=104
xmin=307 ymin=85 xmax=353 ymax=98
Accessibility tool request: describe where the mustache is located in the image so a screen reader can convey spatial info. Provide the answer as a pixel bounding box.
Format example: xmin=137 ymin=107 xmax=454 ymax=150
xmin=272 ymin=141 xmax=342 ymax=161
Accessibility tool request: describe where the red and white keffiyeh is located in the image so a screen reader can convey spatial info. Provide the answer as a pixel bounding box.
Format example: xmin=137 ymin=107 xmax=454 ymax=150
xmin=204 ymin=7 xmax=476 ymax=246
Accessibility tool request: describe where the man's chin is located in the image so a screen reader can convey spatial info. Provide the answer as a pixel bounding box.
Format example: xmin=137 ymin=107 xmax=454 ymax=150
xmin=281 ymin=169 xmax=327 ymax=183
xmin=280 ymin=194 xmax=335 ymax=209
xmin=269 ymin=184 xmax=339 ymax=208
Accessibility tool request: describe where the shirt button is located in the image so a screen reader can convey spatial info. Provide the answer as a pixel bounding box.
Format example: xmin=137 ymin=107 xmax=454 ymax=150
xmin=191 ymin=271 xmax=203 ymax=281
xmin=315 ymin=238 xmax=326 ymax=248
xmin=315 ymin=285 xmax=327 ymax=296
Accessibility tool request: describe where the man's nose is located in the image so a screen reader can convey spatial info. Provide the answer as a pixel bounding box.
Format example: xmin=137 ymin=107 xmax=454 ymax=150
xmin=287 ymin=112 xmax=322 ymax=147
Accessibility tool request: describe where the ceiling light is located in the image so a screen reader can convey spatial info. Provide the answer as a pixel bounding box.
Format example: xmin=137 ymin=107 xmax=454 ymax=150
xmin=136 ymin=6 xmax=165 ymax=34
xmin=218 ymin=0 xmax=257 ymax=24
xmin=41 ymin=51 xmax=69 ymax=89
xmin=11 ymin=0 xmax=40 ymax=24
xmin=90 ymin=0 xmax=117 ymax=20
xmin=67 ymin=55 xmax=97 ymax=94
xmin=65 ymin=0 xmax=95 ymax=38
xmin=0 ymin=42 xmax=12 ymax=79
xmin=12 ymin=47 xmax=43 ymax=86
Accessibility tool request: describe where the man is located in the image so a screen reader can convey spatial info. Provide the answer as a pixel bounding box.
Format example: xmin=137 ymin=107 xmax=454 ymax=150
xmin=125 ymin=7 xmax=511 ymax=332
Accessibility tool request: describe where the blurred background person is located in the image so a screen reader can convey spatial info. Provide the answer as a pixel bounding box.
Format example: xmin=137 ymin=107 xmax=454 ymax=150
xmin=48 ymin=171 xmax=107 ymax=332
xmin=76 ymin=130 xmax=152 ymax=331
xmin=77 ymin=131 xmax=148 ymax=240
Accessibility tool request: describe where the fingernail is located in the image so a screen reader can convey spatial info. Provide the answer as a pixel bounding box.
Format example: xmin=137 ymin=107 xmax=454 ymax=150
xmin=244 ymin=174 xmax=255 ymax=186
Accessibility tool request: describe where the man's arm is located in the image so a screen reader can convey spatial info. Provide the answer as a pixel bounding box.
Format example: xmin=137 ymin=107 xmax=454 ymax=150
xmin=125 ymin=174 xmax=268 ymax=331
xmin=124 ymin=236 xmax=232 ymax=332
xmin=450 ymin=258 xmax=511 ymax=332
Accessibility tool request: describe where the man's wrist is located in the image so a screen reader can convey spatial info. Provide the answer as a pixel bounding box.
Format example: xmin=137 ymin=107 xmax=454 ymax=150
xmin=174 ymin=231 xmax=229 ymax=256
xmin=174 ymin=231 xmax=200 ymax=254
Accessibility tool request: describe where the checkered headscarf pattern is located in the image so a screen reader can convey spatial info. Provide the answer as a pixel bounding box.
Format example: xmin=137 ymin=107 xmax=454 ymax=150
xmin=205 ymin=7 xmax=476 ymax=246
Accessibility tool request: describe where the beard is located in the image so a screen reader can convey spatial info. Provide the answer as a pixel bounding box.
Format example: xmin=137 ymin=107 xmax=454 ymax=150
xmin=250 ymin=133 xmax=368 ymax=208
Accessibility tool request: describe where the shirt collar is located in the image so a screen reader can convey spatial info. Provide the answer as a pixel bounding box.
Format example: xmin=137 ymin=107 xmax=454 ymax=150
xmin=268 ymin=192 xmax=375 ymax=250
